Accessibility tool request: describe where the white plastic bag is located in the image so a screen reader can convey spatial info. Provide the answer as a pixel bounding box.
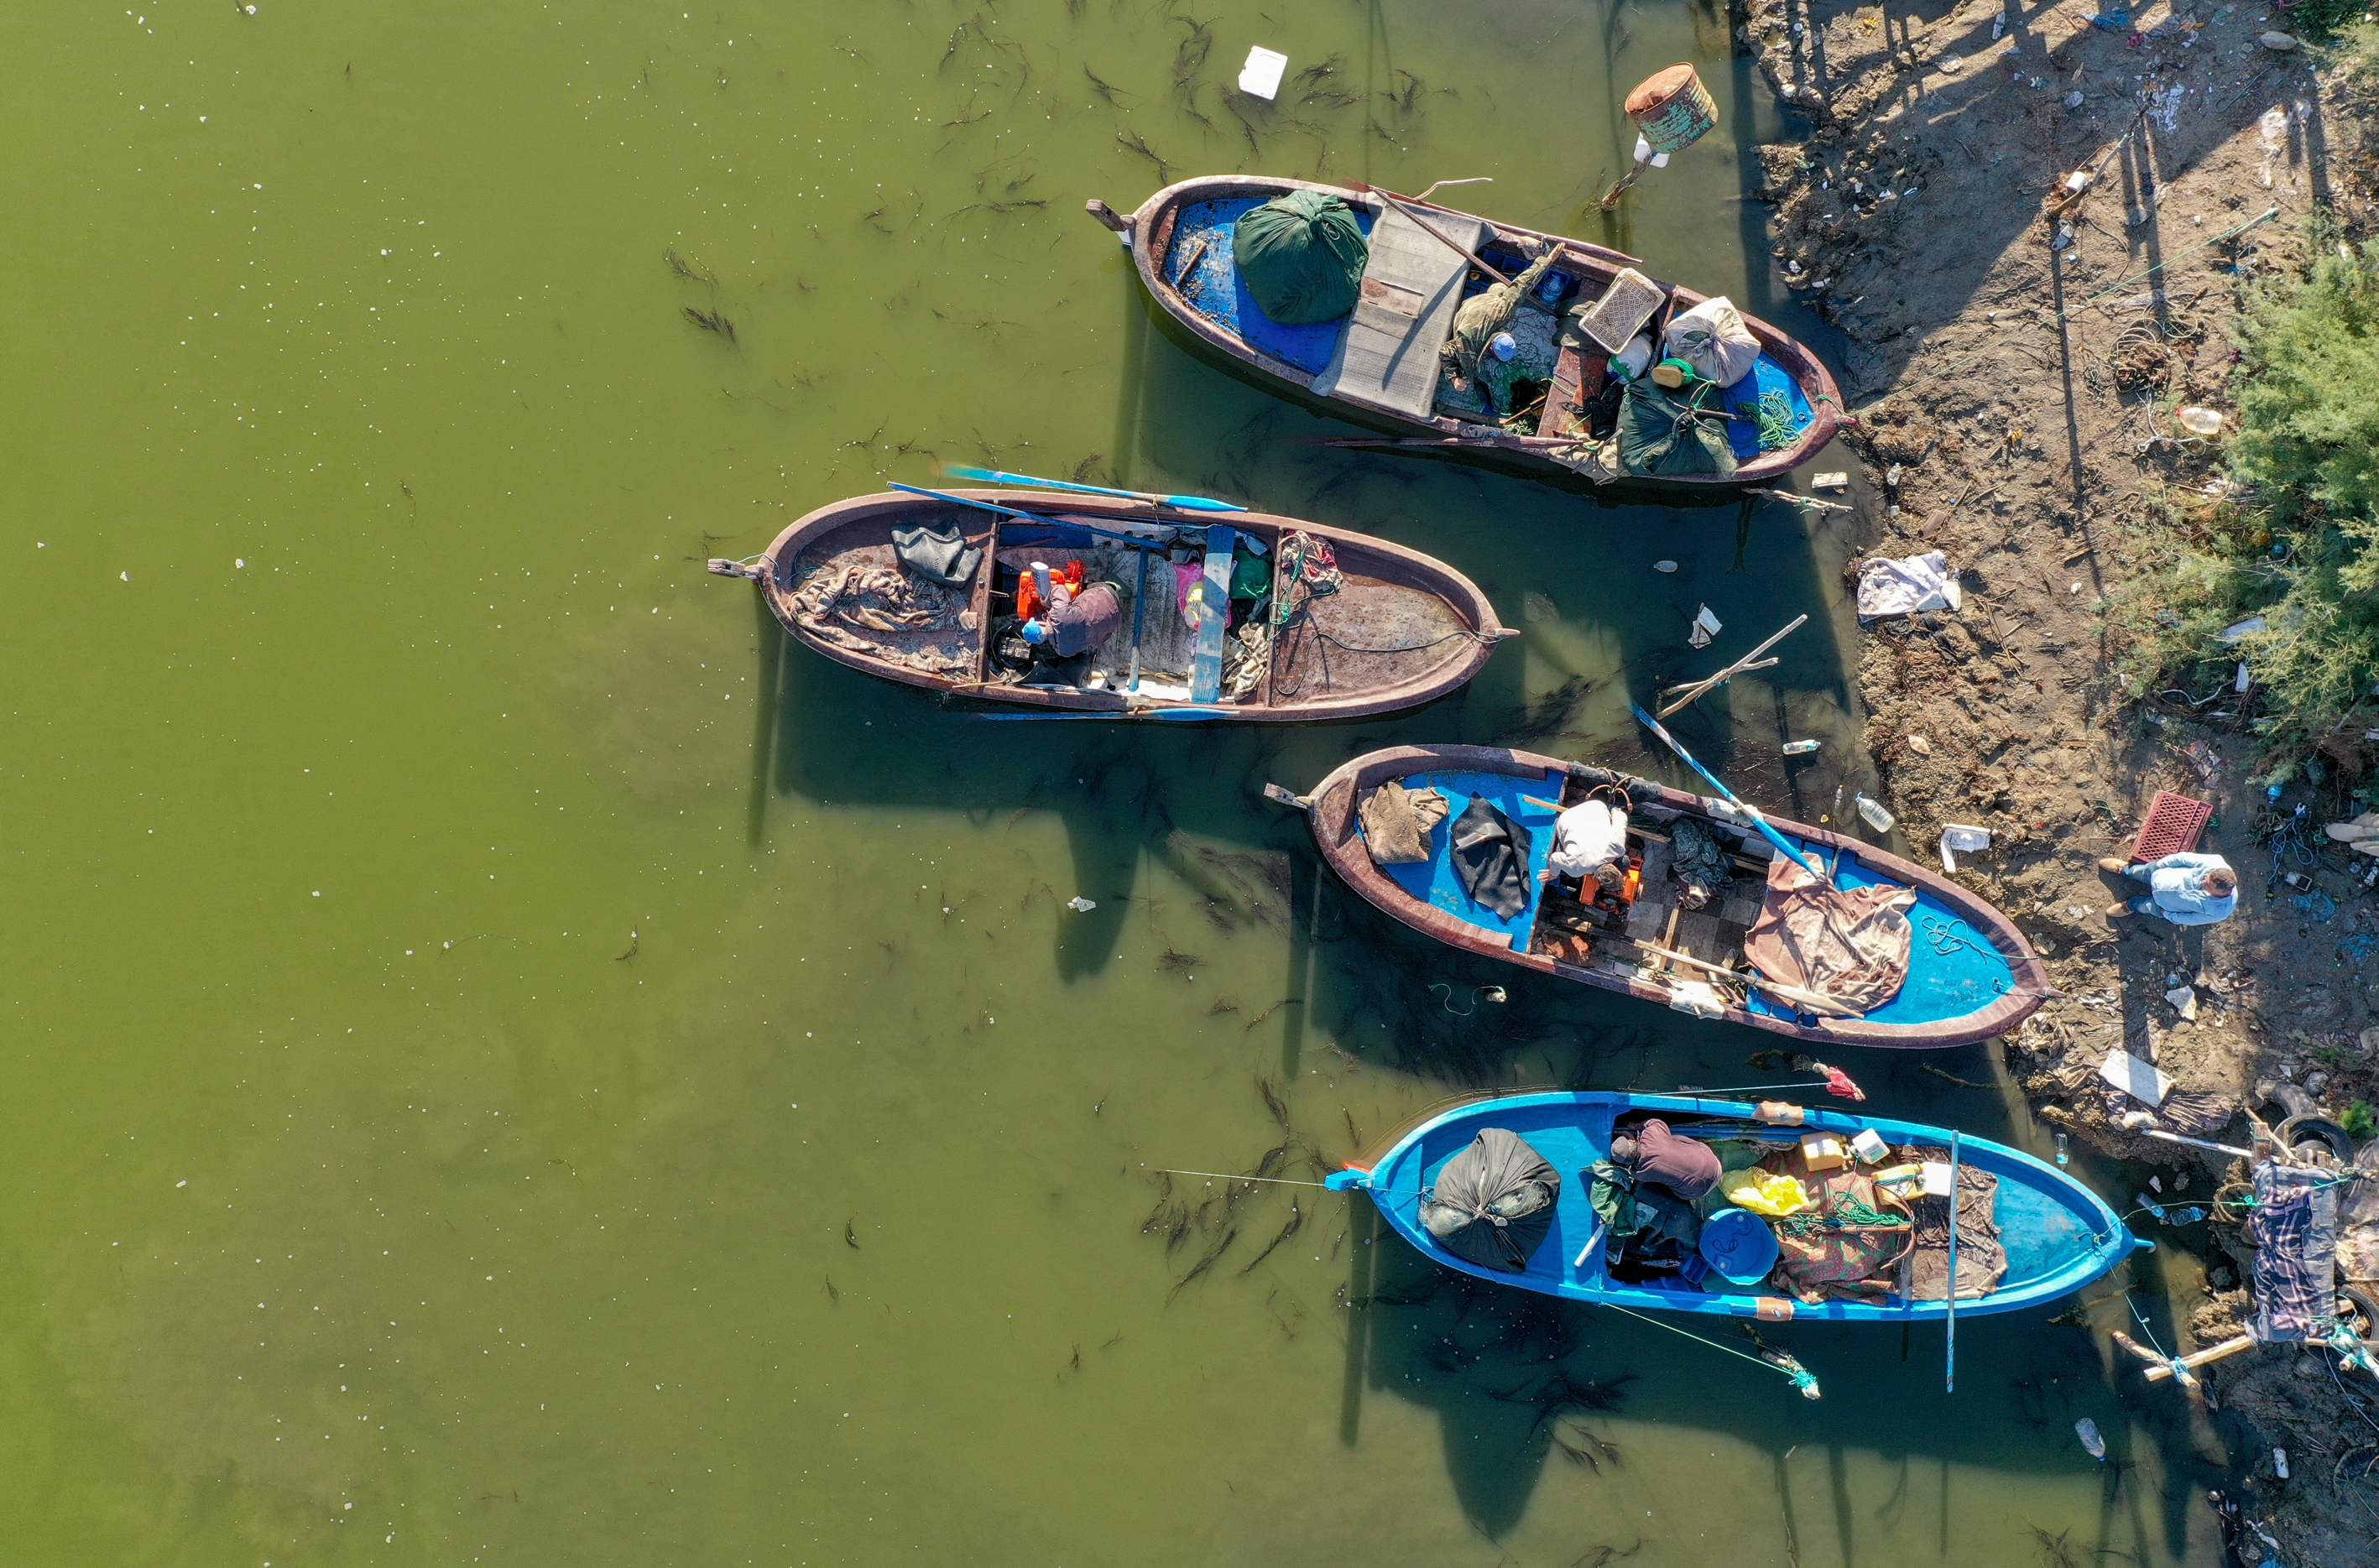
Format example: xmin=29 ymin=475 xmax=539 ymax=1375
xmin=1662 ymin=296 xmax=1761 ymax=388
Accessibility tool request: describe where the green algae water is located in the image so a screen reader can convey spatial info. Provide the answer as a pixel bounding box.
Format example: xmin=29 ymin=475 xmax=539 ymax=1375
xmin=1 ymin=3 xmax=2225 ymax=1565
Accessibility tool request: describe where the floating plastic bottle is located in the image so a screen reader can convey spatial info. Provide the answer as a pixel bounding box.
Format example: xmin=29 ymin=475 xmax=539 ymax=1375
xmin=2075 ymin=1417 xmax=2106 ymax=1460
xmin=2170 ymin=1206 xmax=2206 ymax=1224
xmin=2135 ymin=1193 xmax=2169 ymax=1222
xmin=1782 ymin=740 xmax=1822 ymax=755
xmin=2055 ymin=1133 xmax=2070 ymax=1167
xmin=1854 ymin=793 xmax=1896 ymax=832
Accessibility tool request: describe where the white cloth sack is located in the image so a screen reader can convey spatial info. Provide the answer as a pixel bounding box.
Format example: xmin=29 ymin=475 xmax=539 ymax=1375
xmin=1856 ymin=551 xmax=1963 ymax=619
xmin=1662 ymin=297 xmax=1761 ymax=388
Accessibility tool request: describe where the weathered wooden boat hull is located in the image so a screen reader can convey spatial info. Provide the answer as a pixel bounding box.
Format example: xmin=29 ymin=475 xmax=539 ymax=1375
xmin=1088 ymin=175 xmax=1844 ymax=490
xmin=717 ymin=491 xmax=1511 ymax=721
xmin=1278 ymin=743 xmax=2048 ymax=1048
xmin=1341 ymin=1089 xmax=2142 ymax=1321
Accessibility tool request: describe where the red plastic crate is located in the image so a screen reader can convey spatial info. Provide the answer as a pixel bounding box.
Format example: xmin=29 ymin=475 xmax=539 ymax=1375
xmin=2129 ymin=791 xmax=2214 ymax=864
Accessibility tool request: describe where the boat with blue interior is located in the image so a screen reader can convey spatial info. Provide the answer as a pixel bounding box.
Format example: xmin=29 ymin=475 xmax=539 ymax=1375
xmin=1326 ymin=1089 xmax=2145 ymax=1323
xmin=1086 ymin=175 xmax=1843 ymax=490
xmin=1267 ymin=743 xmax=2048 ymax=1048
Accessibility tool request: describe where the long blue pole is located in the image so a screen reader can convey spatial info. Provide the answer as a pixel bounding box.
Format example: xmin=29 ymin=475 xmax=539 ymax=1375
xmin=942 ymin=464 xmax=1246 ymax=513
xmin=1630 ymin=705 xmax=1829 ymax=883
xmin=885 ymin=482 xmax=1182 ymax=552
xmin=1945 ymin=1129 xmax=1962 ymax=1393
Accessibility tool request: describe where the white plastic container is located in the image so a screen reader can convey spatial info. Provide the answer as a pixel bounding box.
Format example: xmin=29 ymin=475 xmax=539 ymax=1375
xmin=2177 ymin=406 xmax=2224 ymax=436
xmin=1854 ymin=793 xmax=1896 ymax=832
xmin=1613 ymin=334 xmax=1655 ymax=382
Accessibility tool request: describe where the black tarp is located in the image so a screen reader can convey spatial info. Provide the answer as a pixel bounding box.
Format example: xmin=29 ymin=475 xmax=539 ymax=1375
xmin=1449 ymin=794 xmax=1531 ymax=918
xmin=890 ymin=520 xmax=982 ymax=588
xmin=1421 ymin=1128 xmax=1561 ymax=1273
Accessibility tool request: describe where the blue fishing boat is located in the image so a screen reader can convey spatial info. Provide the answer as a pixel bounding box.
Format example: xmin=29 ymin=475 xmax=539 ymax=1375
xmin=1269 ymin=743 xmax=2049 ymax=1048
xmin=1325 ymin=1089 xmax=2146 ymax=1323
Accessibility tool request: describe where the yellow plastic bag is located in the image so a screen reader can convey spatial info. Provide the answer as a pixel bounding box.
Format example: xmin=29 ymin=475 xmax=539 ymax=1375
xmin=1721 ymin=1169 xmax=1813 ymax=1218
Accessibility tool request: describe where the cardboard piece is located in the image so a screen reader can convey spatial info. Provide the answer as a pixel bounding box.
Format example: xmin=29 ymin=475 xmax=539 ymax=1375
xmin=2098 ymin=1047 xmax=2173 ymax=1107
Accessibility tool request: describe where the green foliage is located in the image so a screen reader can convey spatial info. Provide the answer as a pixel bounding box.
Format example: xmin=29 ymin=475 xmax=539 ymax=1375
xmin=2113 ymin=226 xmax=2379 ymax=766
xmin=2343 ymin=1100 xmax=2377 ymax=1141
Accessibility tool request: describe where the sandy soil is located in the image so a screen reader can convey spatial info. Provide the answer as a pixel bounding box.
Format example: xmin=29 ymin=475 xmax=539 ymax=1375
xmin=1732 ymin=0 xmax=2379 ymax=1555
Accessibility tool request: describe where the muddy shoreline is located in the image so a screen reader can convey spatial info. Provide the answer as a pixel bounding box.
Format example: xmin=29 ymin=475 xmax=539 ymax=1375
xmin=1729 ymin=0 xmax=2379 ymax=1557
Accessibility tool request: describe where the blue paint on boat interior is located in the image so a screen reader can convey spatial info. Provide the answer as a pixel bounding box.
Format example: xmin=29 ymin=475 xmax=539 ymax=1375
xmin=1166 ymin=198 xmax=1373 ymax=375
xmin=1723 ymin=356 xmax=1813 ymax=459
xmin=1359 ymin=769 xmax=1564 ymax=947
xmin=1742 ymin=836 xmax=2017 ymax=1027
xmin=1361 ymin=1091 xmax=2136 ymax=1322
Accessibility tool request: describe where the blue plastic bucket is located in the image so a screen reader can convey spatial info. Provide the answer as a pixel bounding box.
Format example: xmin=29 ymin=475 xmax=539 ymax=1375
xmin=1699 ymin=1206 xmax=1781 ymax=1285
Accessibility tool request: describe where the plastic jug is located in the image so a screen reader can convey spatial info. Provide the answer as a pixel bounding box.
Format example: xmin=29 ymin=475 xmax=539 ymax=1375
xmin=1854 ymin=793 xmax=1896 ymax=832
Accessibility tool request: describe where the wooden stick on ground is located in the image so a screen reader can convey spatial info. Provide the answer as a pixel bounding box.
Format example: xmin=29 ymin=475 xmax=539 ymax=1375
xmin=1606 ymin=935 xmax=1862 ymax=1018
xmin=2140 ymin=1332 xmax=2258 ymax=1383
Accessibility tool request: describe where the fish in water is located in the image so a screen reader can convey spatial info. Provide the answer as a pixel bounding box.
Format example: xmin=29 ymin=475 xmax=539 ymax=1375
xmin=843 ymin=1219 xmax=860 ymax=1250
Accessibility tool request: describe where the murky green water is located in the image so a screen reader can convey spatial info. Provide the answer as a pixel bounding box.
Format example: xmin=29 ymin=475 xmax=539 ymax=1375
xmin=3 ymin=3 xmax=2225 ymax=1565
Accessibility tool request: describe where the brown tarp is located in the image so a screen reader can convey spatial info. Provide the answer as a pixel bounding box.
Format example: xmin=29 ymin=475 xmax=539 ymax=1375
xmin=1358 ymin=780 xmax=1449 ymax=865
xmin=1743 ymin=856 xmax=1915 ymax=1014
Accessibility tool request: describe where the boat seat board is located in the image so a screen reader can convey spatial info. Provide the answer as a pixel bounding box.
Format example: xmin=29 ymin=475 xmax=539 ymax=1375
xmin=1310 ymin=204 xmax=1492 ymax=419
xmin=1190 ymin=526 xmax=1234 ymax=702
xmin=1361 ymin=768 xmax=1563 ymax=943
xmin=1741 ymin=839 xmax=2020 ymax=1026
xmin=1167 ymin=198 xmax=1377 ymax=376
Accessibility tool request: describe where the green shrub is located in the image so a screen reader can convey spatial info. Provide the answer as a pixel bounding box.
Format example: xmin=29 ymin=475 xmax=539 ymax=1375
xmin=2112 ymin=225 xmax=2379 ymax=775
xmin=2343 ymin=1099 xmax=2376 ymax=1140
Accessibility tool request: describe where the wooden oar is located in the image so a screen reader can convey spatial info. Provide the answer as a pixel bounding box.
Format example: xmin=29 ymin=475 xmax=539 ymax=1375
xmin=942 ymin=464 xmax=1245 ymax=514
xmin=1610 ymin=936 xmax=1860 ymax=1018
xmin=1348 ymin=182 xmax=1520 ymax=285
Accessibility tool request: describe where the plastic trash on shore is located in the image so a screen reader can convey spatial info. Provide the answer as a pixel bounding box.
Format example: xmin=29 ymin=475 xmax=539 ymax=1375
xmin=1855 ymin=551 xmax=1962 ymax=619
xmin=2215 ymin=614 xmax=2267 ymax=643
xmin=1938 ymin=823 xmax=1992 ymax=873
xmin=2177 ymin=406 xmax=2225 ymax=435
xmin=1238 ymin=46 xmax=1289 ymax=100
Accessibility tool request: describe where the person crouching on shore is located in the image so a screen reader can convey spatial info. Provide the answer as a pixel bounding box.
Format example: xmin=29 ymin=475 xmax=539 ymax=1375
xmin=2099 ymin=852 xmax=2237 ymax=926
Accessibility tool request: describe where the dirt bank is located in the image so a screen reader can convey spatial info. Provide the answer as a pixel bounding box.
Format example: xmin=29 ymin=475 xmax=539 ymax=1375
xmin=1731 ymin=0 xmax=2379 ymax=1557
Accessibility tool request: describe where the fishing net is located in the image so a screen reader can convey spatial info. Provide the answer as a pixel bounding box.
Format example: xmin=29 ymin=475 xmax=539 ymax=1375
xmin=1422 ymin=1128 xmax=1561 ymax=1273
xmin=1231 ymin=190 xmax=1369 ymax=325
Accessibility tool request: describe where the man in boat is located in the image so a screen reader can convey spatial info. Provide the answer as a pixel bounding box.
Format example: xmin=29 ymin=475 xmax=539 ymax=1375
xmin=1441 ymin=240 xmax=1561 ymax=419
xmin=1608 ymin=1120 xmax=1722 ymax=1202
xmin=2096 ymin=852 xmax=2238 ymax=926
xmin=1019 ymin=576 xmax=1122 ymax=669
xmin=1541 ymin=789 xmax=1630 ymax=899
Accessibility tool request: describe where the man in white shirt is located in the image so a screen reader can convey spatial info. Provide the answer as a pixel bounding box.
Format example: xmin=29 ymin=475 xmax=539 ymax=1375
xmin=1542 ymin=795 xmax=1630 ymax=895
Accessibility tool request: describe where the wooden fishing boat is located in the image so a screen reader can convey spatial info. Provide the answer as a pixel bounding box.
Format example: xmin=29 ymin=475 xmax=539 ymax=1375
xmin=1085 ymin=176 xmax=1843 ymax=489
xmin=709 ymin=490 xmax=1512 ymax=721
xmin=1324 ymin=1088 xmax=2146 ymax=1322
xmin=1266 ymin=743 xmax=2048 ymax=1047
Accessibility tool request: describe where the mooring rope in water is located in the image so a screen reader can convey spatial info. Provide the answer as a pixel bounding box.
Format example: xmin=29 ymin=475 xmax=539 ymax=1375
xmin=1603 ymin=1302 xmax=1822 ymax=1399
xmin=1146 ymin=1165 xmax=1338 ymax=1189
